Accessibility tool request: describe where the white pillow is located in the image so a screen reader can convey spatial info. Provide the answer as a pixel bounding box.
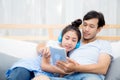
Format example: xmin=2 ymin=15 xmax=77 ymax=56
xmin=111 ymin=41 xmax=120 ymax=59
xmin=0 ymin=38 xmax=38 ymax=58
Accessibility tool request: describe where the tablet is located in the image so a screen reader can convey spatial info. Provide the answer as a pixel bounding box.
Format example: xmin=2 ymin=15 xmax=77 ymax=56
xmin=49 ymin=46 xmax=67 ymax=65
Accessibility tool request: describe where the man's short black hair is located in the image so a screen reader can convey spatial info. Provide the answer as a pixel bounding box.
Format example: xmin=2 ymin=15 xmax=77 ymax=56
xmin=83 ymin=10 xmax=105 ymax=28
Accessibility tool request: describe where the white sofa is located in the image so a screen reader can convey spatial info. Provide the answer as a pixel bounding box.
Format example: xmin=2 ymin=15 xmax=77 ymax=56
xmin=0 ymin=38 xmax=38 ymax=80
xmin=0 ymin=38 xmax=120 ymax=80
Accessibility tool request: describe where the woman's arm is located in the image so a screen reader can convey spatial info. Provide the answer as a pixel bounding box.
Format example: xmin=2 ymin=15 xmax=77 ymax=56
xmin=41 ymin=56 xmax=66 ymax=74
xmin=40 ymin=48 xmax=66 ymax=75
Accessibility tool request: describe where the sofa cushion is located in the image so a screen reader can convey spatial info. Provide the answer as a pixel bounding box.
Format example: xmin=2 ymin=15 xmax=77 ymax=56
xmin=0 ymin=52 xmax=20 ymax=80
xmin=111 ymin=41 xmax=120 ymax=58
xmin=0 ymin=38 xmax=38 ymax=58
xmin=105 ymin=57 xmax=120 ymax=80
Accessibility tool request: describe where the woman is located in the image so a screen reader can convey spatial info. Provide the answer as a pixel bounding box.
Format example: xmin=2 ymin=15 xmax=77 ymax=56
xmin=6 ymin=19 xmax=82 ymax=80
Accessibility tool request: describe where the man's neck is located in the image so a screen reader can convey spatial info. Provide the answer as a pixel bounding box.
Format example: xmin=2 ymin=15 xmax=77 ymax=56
xmin=82 ymin=37 xmax=97 ymax=44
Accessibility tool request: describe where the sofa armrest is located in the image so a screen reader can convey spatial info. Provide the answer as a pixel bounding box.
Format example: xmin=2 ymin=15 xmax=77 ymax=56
xmin=105 ymin=57 xmax=120 ymax=80
xmin=0 ymin=53 xmax=20 ymax=80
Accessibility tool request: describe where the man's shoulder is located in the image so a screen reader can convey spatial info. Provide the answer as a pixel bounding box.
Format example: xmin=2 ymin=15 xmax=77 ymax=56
xmin=95 ymin=40 xmax=112 ymax=50
xmin=96 ymin=39 xmax=111 ymax=44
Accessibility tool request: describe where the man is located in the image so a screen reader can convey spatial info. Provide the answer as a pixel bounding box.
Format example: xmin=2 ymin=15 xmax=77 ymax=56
xmin=47 ymin=10 xmax=113 ymax=80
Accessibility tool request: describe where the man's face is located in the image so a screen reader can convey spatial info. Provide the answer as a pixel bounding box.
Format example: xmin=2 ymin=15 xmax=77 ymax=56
xmin=82 ymin=18 xmax=101 ymax=40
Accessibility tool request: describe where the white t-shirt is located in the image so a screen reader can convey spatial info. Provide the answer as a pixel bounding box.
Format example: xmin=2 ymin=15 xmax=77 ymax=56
xmin=70 ymin=40 xmax=113 ymax=65
xmin=46 ymin=40 xmax=61 ymax=48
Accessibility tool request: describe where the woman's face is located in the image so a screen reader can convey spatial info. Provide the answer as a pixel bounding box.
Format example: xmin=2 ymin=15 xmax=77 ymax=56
xmin=61 ymin=30 xmax=78 ymax=52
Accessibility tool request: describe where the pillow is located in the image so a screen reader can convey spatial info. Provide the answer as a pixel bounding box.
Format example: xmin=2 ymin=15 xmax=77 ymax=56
xmin=0 ymin=38 xmax=38 ymax=58
xmin=105 ymin=57 xmax=120 ymax=80
xmin=111 ymin=41 xmax=120 ymax=58
xmin=0 ymin=52 xmax=20 ymax=80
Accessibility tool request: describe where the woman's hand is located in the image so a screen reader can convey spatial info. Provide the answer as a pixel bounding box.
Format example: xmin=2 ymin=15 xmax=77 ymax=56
xmin=41 ymin=47 xmax=51 ymax=71
xmin=37 ymin=44 xmax=50 ymax=58
xmin=37 ymin=43 xmax=45 ymax=55
xmin=56 ymin=57 xmax=79 ymax=74
xmin=41 ymin=47 xmax=50 ymax=58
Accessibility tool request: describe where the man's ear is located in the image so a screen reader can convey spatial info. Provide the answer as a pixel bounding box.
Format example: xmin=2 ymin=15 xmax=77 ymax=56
xmin=97 ymin=27 xmax=103 ymax=33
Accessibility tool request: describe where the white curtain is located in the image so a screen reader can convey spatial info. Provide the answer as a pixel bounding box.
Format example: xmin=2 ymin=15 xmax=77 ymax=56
xmin=0 ymin=0 xmax=119 ymax=41
xmin=0 ymin=0 xmax=119 ymax=24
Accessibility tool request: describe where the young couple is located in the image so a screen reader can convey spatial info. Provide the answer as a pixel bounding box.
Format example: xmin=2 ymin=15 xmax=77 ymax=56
xmin=6 ymin=10 xmax=113 ymax=80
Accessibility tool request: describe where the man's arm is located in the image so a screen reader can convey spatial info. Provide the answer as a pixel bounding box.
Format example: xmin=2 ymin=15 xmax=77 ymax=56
xmin=75 ymin=53 xmax=111 ymax=74
xmin=56 ymin=53 xmax=111 ymax=75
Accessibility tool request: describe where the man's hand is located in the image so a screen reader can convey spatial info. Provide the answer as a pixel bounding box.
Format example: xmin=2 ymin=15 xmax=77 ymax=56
xmin=56 ymin=57 xmax=79 ymax=74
